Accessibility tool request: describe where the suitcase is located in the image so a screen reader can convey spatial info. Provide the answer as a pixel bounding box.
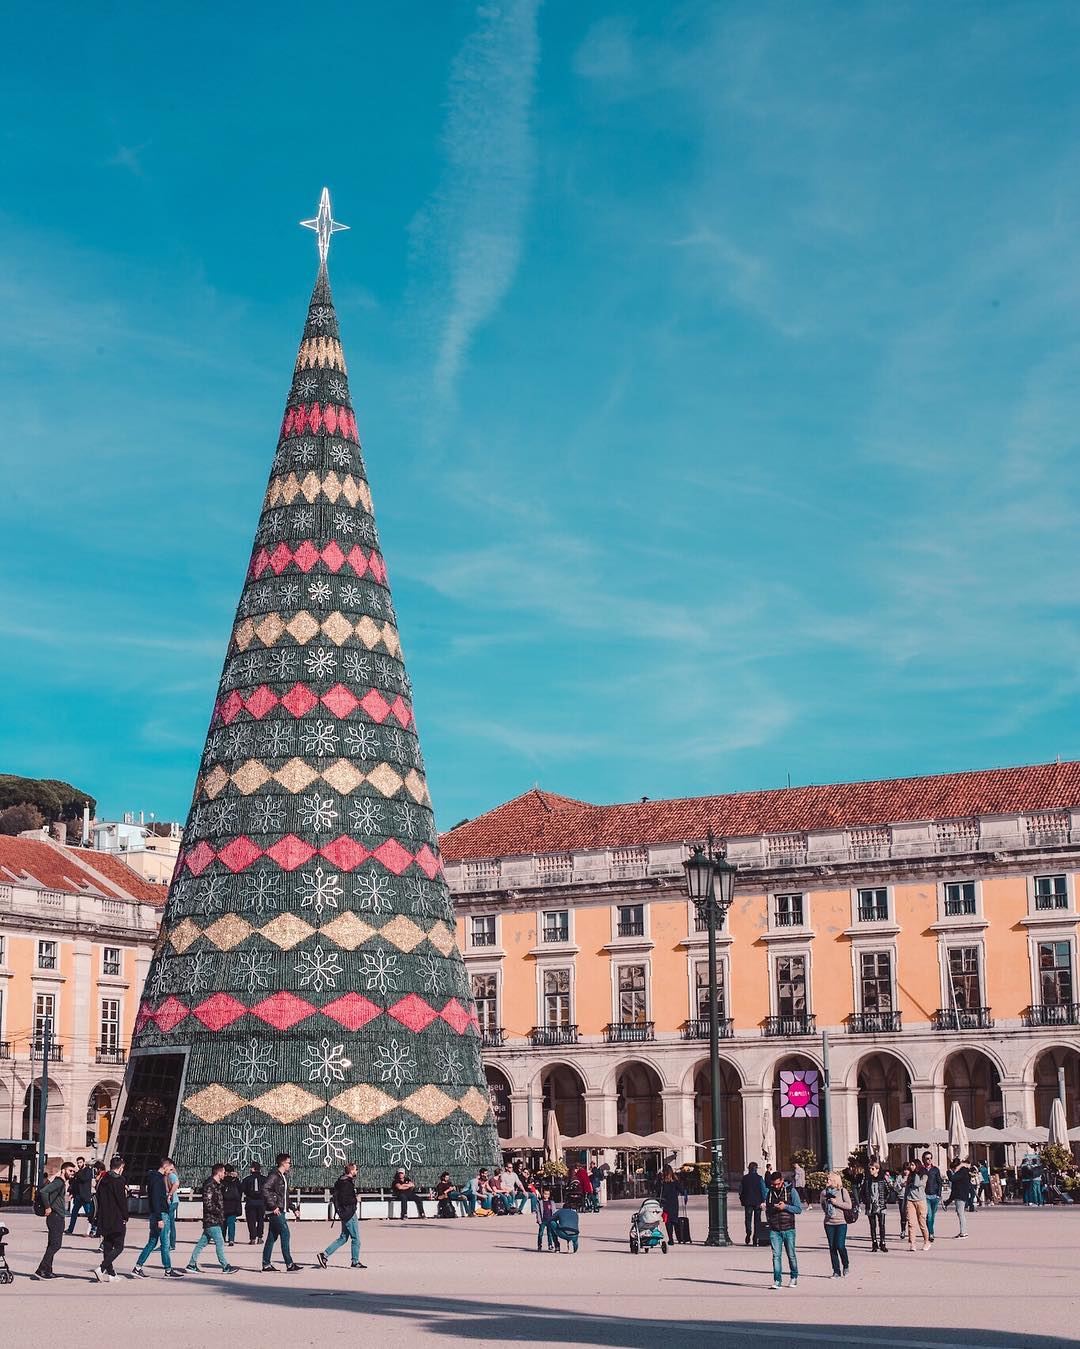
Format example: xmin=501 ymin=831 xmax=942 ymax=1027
xmin=754 ymin=1210 xmax=771 ymax=1247
xmin=674 ymin=1198 xmax=692 ymax=1245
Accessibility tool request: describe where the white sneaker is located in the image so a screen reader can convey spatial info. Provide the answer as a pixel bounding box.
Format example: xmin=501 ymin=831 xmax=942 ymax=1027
xmin=93 ymin=1267 xmax=104 ymax=1282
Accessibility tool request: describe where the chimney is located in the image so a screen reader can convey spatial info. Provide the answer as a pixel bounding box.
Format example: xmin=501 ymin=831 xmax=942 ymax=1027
xmin=51 ymin=821 xmax=65 ymax=842
xmin=139 ymin=810 xmax=145 ymax=825
xmin=82 ymin=802 xmax=90 ymax=846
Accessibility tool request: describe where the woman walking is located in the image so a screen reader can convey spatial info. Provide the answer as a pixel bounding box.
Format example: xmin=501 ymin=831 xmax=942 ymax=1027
xmin=862 ymin=1159 xmax=890 ymax=1252
xmin=820 ymin=1171 xmax=854 ymax=1277
xmin=655 ymin=1165 xmax=687 ymax=1246
xmin=901 ymin=1160 xmax=931 ymax=1251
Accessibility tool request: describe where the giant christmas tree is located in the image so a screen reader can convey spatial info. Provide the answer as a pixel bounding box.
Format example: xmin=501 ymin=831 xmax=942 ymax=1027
xmin=113 ymin=192 xmax=499 ymax=1186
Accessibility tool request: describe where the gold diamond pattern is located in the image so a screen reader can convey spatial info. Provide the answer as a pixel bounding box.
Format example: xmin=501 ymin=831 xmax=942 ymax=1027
xmin=231 ymin=611 xmax=398 ymax=653
xmin=232 ymin=759 xmax=272 ymax=795
xmin=184 ymin=1085 xmax=247 ymax=1124
xmin=403 ymin=770 xmax=430 ymax=804
xmin=167 ymin=918 xmax=202 ymax=954
xmin=285 ymin=611 xmax=320 ymax=643
xmin=321 ymin=758 xmax=364 ymax=794
xmin=263 ymin=472 xmax=372 ymax=514
xmin=330 ymin=1084 xmax=397 ymax=1123
xmin=204 ymin=914 xmax=253 ymax=950
xmin=379 ymin=914 xmax=425 ymax=952
xmin=426 ymin=922 xmax=456 ymax=957
xmin=320 ymin=911 xmax=376 ymax=950
xmin=260 ymin=913 xmax=315 ymax=949
xmin=202 ymin=765 xmax=230 ymax=800
xmin=299 ymin=471 xmax=322 ymax=502
xmin=295 ymin=337 xmax=346 ymax=372
xmin=353 ymin=615 xmax=381 ymax=649
xmin=251 ymin=1085 xmax=323 ymax=1123
xmin=321 ymin=611 xmax=353 ymax=646
xmin=401 ymin=1085 xmax=456 ymax=1123
xmin=321 ymin=471 xmax=344 ymax=503
xmin=273 ymin=758 xmax=320 ymax=792
xmin=233 ymin=618 xmax=256 ymax=651
xmin=458 ymin=1087 xmax=493 ymax=1124
xmin=254 ymin=614 xmax=286 ymax=647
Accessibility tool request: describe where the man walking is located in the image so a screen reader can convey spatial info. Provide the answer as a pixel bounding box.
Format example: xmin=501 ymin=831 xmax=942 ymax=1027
xmin=262 ymin=1153 xmax=301 ymax=1272
xmin=946 ymin=1158 xmax=972 ymax=1237
xmin=35 ymin=1160 xmax=75 ymax=1279
xmin=93 ymin=1155 xmax=129 ymax=1282
xmin=764 ymin=1167 xmax=802 ymax=1289
xmin=317 ymin=1161 xmax=365 ymax=1269
xmin=133 ymin=1157 xmax=184 ymax=1279
xmin=739 ymin=1162 xmax=767 ymax=1245
xmin=921 ymin=1152 xmax=942 ymax=1241
xmin=862 ymin=1159 xmax=890 ymax=1252
xmin=241 ymin=1160 xmax=266 ymax=1243
xmin=187 ymin=1162 xmax=238 ymax=1274
xmin=65 ymin=1157 xmax=94 ymax=1236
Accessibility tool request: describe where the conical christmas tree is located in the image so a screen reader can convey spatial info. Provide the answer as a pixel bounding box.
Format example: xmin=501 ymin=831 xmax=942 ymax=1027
xmin=114 ymin=192 xmax=499 ymax=1187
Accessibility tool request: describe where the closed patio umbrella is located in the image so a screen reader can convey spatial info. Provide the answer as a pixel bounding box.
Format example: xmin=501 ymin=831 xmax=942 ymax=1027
xmin=544 ymin=1109 xmax=563 ymax=1163
xmin=1048 ymin=1098 xmax=1069 ymax=1148
xmin=761 ymin=1106 xmax=776 ymax=1173
xmin=947 ymin=1102 xmax=969 ymax=1159
xmin=867 ymin=1102 xmax=889 ymax=1163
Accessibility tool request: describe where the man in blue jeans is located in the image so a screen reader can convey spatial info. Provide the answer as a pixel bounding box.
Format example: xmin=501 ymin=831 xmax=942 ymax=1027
xmin=921 ymin=1152 xmax=943 ymax=1241
xmin=134 ymin=1156 xmax=185 ymax=1279
xmin=187 ymin=1162 xmax=238 ymax=1274
xmin=764 ymin=1169 xmax=802 ymax=1289
xmin=263 ymin=1153 xmax=301 ymax=1272
xmin=318 ymin=1162 xmax=366 ymax=1268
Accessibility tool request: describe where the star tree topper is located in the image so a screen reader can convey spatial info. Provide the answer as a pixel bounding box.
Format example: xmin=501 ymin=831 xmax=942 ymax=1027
xmin=301 ymin=188 xmax=349 ymax=266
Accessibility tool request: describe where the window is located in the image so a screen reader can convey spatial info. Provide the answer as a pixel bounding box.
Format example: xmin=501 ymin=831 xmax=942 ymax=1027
xmin=774 ymin=894 xmax=804 ymax=927
xmin=944 ymin=881 xmax=976 ymax=917
xmin=694 ymin=960 xmax=726 ymax=1021
xmin=859 ymin=951 xmax=893 ymax=1012
xmin=0 ymin=934 xmax=6 ymax=965
xmin=1038 ymin=942 xmax=1073 ymax=1007
xmin=470 ymin=973 xmax=498 ymax=1030
xmin=470 ymin=915 xmax=496 ymax=947
xmin=618 ymin=965 xmax=648 ymax=1023
xmin=100 ymin=999 xmax=121 ymax=1053
xmin=617 ymin=904 xmax=645 ymax=937
xmin=1034 ymin=875 xmax=1069 ymax=911
xmin=542 ymin=910 xmax=569 ymax=943
xmin=102 ymin=946 xmax=122 ymax=977
xmin=37 ymin=940 xmax=58 ymax=971
xmin=776 ymin=955 xmax=807 ymax=1017
xmin=33 ymin=992 xmax=56 ymax=1050
xmin=857 ymin=888 xmax=889 ymax=922
xmin=543 ymin=969 xmax=572 ymax=1026
xmin=946 ymin=946 xmax=982 ymax=1010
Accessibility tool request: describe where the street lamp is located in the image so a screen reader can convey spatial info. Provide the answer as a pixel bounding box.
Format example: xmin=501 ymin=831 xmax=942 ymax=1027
xmin=684 ymin=833 xmax=736 ymax=1247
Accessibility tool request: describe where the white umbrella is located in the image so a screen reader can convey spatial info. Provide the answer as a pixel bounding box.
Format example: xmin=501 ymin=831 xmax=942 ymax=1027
xmin=887 ymin=1127 xmax=948 ymax=1144
xmin=1048 ymin=1098 xmax=1069 ymax=1148
xmin=760 ymin=1105 xmax=776 ymax=1172
xmin=641 ymin=1131 xmax=697 ymax=1150
xmin=543 ymin=1109 xmax=563 ymax=1163
xmin=867 ymin=1102 xmax=889 ymax=1163
xmin=947 ymin=1102 xmax=969 ymax=1159
xmin=503 ymin=1135 xmax=543 ymax=1151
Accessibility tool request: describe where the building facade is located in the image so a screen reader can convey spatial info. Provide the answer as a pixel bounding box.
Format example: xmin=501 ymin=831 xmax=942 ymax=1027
xmin=0 ymin=836 xmax=165 ymax=1160
xmin=442 ymin=765 xmax=1080 ymax=1174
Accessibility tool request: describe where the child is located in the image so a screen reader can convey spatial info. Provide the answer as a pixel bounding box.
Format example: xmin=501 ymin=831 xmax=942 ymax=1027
xmin=536 ymin=1187 xmax=556 ymax=1252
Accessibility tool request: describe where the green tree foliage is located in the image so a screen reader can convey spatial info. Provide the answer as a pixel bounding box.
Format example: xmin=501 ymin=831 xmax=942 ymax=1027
xmin=0 ymin=803 xmax=45 ymax=835
xmin=0 ymin=775 xmax=95 ymax=822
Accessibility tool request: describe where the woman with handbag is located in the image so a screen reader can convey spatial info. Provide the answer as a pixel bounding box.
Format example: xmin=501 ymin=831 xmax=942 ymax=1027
xmin=820 ymin=1171 xmax=854 ymax=1277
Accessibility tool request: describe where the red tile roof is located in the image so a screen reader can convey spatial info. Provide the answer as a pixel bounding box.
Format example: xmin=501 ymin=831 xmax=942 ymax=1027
xmin=0 ymin=836 xmax=168 ymax=907
xmin=439 ymin=762 xmax=1080 ymax=861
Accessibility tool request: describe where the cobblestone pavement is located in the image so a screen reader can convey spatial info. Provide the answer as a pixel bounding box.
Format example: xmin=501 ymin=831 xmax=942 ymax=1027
xmin=0 ymin=1199 xmax=1075 ymax=1348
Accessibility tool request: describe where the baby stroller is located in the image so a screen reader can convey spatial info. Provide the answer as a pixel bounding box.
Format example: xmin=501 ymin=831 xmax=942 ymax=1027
xmin=551 ymin=1206 xmax=580 ymax=1253
xmin=629 ymin=1198 xmax=667 ymax=1255
xmin=0 ymin=1223 xmax=11 ymax=1284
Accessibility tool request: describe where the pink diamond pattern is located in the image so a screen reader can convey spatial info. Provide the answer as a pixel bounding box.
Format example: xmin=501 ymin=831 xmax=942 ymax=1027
xmin=219 ymin=690 xmax=245 ymax=725
xmin=192 ymin=993 xmax=247 ymax=1030
xmin=218 ymin=836 xmax=264 ymax=873
xmin=267 ymin=835 xmax=317 ymax=870
xmin=439 ymin=999 xmax=472 ymax=1034
xmin=293 ymin=540 xmax=320 ymax=573
xmin=320 ymin=836 xmax=369 ymax=870
xmin=321 ymin=684 xmax=359 ymax=718
xmin=322 ymin=992 xmax=381 ymax=1030
xmin=184 ymin=841 xmax=215 ymax=876
xmin=321 ymin=541 xmax=345 ymax=572
xmin=250 ymin=546 xmax=270 ymax=579
xmin=152 ymin=996 xmax=190 ymax=1033
xmin=387 ymin=993 xmax=438 ymax=1033
xmin=414 ymin=844 xmax=442 ymax=879
xmin=251 ymin=991 xmax=315 ymax=1030
xmin=245 ymin=685 xmax=279 ymax=720
xmin=389 ymin=696 xmax=412 ymax=728
xmin=359 ymin=689 xmax=391 ymax=722
xmin=281 ymin=682 xmax=318 ymax=717
xmin=134 ymin=1001 xmax=155 ymax=1035
xmin=345 ymin=545 xmax=370 ymax=577
xmin=373 ymin=838 xmax=413 ymax=875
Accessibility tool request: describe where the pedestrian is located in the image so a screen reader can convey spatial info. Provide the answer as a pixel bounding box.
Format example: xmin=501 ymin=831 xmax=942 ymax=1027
xmin=187 ymin=1163 xmax=238 ymax=1274
xmin=318 ymin=1162 xmax=366 ymax=1268
xmin=133 ymin=1156 xmax=184 ymax=1279
xmin=391 ymin=1167 xmax=426 ymax=1218
xmin=921 ymin=1151 xmax=942 ymax=1241
xmin=65 ymin=1157 xmax=94 ymax=1236
xmin=35 ymin=1160 xmax=75 ymax=1279
xmin=946 ymin=1159 xmax=972 ymax=1237
xmin=471 ymin=1168 xmax=494 ymax=1216
xmin=90 ymin=1160 xmax=106 ymax=1238
xmin=989 ymin=1168 xmax=1003 ymax=1206
xmin=573 ymin=1163 xmax=596 ymax=1213
xmin=901 ymin=1161 xmax=931 ymax=1252
xmin=764 ymin=1166 xmax=802 ymax=1289
xmin=793 ymin=1159 xmax=807 ymax=1203
xmin=820 ymin=1171 xmax=854 ymax=1278
xmin=739 ymin=1162 xmax=767 ymax=1245
xmin=262 ymin=1153 xmax=301 ymax=1272
xmin=221 ymin=1164 xmax=243 ymax=1245
xmin=241 ymin=1160 xmax=266 ymax=1243
xmin=589 ymin=1159 xmax=609 ymax=1208
xmin=535 ymin=1186 xmax=557 ymax=1252
xmin=164 ymin=1159 xmax=180 ymax=1250
xmin=92 ymin=1155 xmax=129 ymax=1282
xmin=862 ymin=1159 xmax=890 ymax=1253
xmin=503 ymin=1162 xmax=529 ymax=1213
xmin=655 ymin=1165 xmax=687 ymax=1246
xmin=1026 ymin=1154 xmax=1046 ymax=1206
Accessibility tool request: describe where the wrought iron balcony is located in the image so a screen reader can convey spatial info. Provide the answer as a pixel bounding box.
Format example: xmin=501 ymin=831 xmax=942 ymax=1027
xmin=773 ymin=909 xmax=804 ymax=928
xmin=542 ymin=929 xmax=570 ymax=943
xmin=529 ymin=1025 xmax=579 ymax=1047
xmin=479 ymin=1027 xmax=506 ymax=1047
xmin=931 ymin=1007 xmax=994 ymax=1031
xmin=616 ymin=921 xmax=645 ymax=937
xmin=604 ymin=1021 xmax=655 ymax=1043
xmin=96 ymin=1046 xmax=127 ymax=1065
xmin=470 ymin=931 xmax=496 ymax=947
xmin=1023 ymin=1002 xmax=1080 ymax=1028
xmin=680 ymin=1017 xmax=734 ymax=1040
xmin=29 ymin=1042 xmax=64 ymax=1062
xmin=846 ymin=1011 xmax=902 ymax=1034
xmin=763 ymin=1014 xmax=816 ymax=1037
xmin=0 ymin=1041 xmax=10 ymax=1060
xmin=857 ymin=905 xmax=889 ymax=923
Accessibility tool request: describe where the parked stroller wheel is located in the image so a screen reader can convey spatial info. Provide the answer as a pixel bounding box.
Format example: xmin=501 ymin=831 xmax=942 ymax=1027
xmin=661 ymin=1242 xmax=668 ymax=1254
xmin=629 ymin=1235 xmax=639 ymax=1254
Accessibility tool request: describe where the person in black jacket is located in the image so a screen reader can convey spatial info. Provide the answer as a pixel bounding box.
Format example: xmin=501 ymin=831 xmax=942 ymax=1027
xmin=65 ymin=1157 xmax=95 ymax=1236
xmin=317 ymin=1162 xmax=366 ymax=1269
xmin=738 ymin=1163 xmax=767 ymax=1244
xmin=391 ymin=1169 xmax=426 ymax=1218
xmin=35 ymin=1161 xmax=75 ymax=1279
xmin=654 ymin=1166 xmax=687 ymax=1245
xmin=946 ymin=1158 xmax=972 ymax=1237
xmin=262 ymin=1154 xmax=301 ymax=1272
xmin=862 ymin=1159 xmax=890 ymax=1253
xmin=93 ymin=1156 xmax=129 ymax=1282
xmin=221 ymin=1165 xmax=243 ymax=1246
xmin=241 ymin=1161 xmax=266 ymax=1243
xmin=187 ymin=1163 xmax=238 ymax=1274
xmin=133 ymin=1157 xmax=184 ymax=1279
xmin=921 ymin=1151 xmax=943 ymax=1241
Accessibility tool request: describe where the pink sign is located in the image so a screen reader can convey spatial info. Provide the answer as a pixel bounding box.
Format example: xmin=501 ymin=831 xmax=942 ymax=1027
xmin=779 ymin=1069 xmax=820 ymax=1118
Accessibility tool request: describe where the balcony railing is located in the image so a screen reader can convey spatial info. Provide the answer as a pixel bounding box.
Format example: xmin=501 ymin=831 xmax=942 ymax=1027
xmin=773 ymin=910 xmax=804 ymax=928
xmin=616 ymin=922 xmax=645 ymax=937
xmin=470 ymin=931 xmax=496 ymax=947
xmin=857 ymin=906 xmax=889 ymax=923
xmin=846 ymin=1010 xmax=902 ymax=1034
xmin=763 ymin=1014 xmax=816 ymax=1037
xmin=29 ymin=1042 xmax=64 ymax=1062
xmin=0 ymin=1041 xmax=10 ymax=1060
xmin=1034 ymin=896 xmax=1070 ymax=912
xmin=1023 ymin=1003 xmax=1080 ymax=1028
xmin=96 ymin=1046 xmax=127 ymax=1065
xmin=542 ymin=929 xmax=570 ymax=943
xmin=604 ymin=1021 xmax=655 ymax=1043
xmin=529 ymin=1025 xmax=579 ymax=1047
xmin=943 ymin=897 xmax=977 ymax=917
xmin=479 ymin=1027 xmax=506 ymax=1047
xmin=932 ymin=1007 xmax=994 ymax=1031
xmin=681 ymin=1017 xmax=734 ymax=1040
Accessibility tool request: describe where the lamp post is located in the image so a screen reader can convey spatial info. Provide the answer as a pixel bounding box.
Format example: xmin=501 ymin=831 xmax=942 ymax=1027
xmin=684 ymin=835 xmax=736 ymax=1246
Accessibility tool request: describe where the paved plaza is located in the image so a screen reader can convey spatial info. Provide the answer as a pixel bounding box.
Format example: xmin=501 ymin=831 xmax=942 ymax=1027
xmin=0 ymin=1198 xmax=1076 ymax=1348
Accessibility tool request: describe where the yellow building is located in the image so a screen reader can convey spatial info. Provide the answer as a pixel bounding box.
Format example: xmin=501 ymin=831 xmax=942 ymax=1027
xmin=441 ymin=763 xmax=1080 ymax=1174
xmin=0 ymin=835 xmax=165 ymax=1162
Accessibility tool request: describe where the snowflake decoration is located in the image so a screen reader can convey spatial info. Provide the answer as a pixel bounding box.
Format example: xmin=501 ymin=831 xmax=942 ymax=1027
xmin=296 ymin=941 xmax=343 ymax=993
xmin=183 ymin=949 xmax=216 ymax=993
xmin=244 ymin=871 xmax=282 ymax=915
xmin=394 ymin=802 xmax=416 ymax=835
xmin=305 ymin=1115 xmax=353 ymax=1169
xmin=227 ymin=1122 xmax=269 ymax=1169
xmin=295 ymin=373 xmax=318 ymax=399
xmin=404 ymin=877 xmax=432 ymax=914
xmin=186 ymin=802 xmax=207 ymax=839
xmin=263 ymin=511 xmax=287 ymax=541
xmin=268 ymin=649 xmax=297 ymax=680
xmin=264 ymin=724 xmax=294 ymax=759
xmin=302 ymin=720 xmax=337 ymax=756
xmin=251 ymin=795 xmax=286 ymax=832
xmin=207 ymin=798 xmax=236 ymax=833
xmin=304 ymin=647 xmax=336 ymax=678
xmin=146 ymin=960 xmax=174 ymax=999
xmin=195 ymin=873 xmax=227 ymax=915
xmin=449 ymin=1123 xmax=471 ymax=1164
xmin=348 ymin=797 xmax=382 ymax=834
xmin=301 ymin=1038 xmax=349 ymax=1087
xmin=370 ymin=589 xmax=384 ymax=614
xmin=222 ymin=724 xmax=254 ymax=759
xmin=294 ymin=440 xmax=318 ymax=466
xmin=381 ymin=1122 xmax=422 ymax=1169
xmin=417 ymin=954 xmax=442 ymax=994
xmin=340 ymin=583 xmax=363 ymax=608
xmin=361 ymin=949 xmax=401 ymax=994
xmin=300 ymin=792 xmax=339 ymax=832
xmin=231 ymin=1036 xmax=275 ymax=1086
xmin=332 ymin=509 xmax=355 ymax=536
xmin=295 ymin=507 xmax=315 ymax=531
xmin=343 ymin=651 xmax=371 ymax=682
xmin=329 ymin=444 xmax=352 ymax=468
xmin=299 ymin=864 xmax=342 ymax=919
xmin=279 ymin=581 xmax=301 ymax=608
xmin=374 ymin=656 xmax=396 ymax=686
xmin=354 ymin=870 xmax=393 ymax=913
xmin=388 ymin=730 xmax=408 ymax=760
xmin=309 ymin=305 xmax=333 ymax=329
xmin=375 ymin=1039 xmax=415 ymax=1089
xmin=308 ymin=578 xmax=333 ymax=606
xmin=235 ymin=949 xmax=274 ymax=993
xmin=229 ymin=652 xmax=260 ymax=686
xmin=434 ymin=1045 xmax=462 ymax=1084
xmin=328 ymin=376 xmax=348 ymax=400
xmin=344 ymin=723 xmax=379 ymax=758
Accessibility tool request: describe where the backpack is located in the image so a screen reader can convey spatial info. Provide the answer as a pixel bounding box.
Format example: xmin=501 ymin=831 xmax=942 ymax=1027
xmin=847 ymin=1193 xmax=861 ymax=1223
xmin=33 ymin=1189 xmax=47 ymax=1217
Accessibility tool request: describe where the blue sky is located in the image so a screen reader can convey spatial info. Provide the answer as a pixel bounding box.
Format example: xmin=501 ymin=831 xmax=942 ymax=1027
xmin=2 ymin=1 xmax=1079 ymax=829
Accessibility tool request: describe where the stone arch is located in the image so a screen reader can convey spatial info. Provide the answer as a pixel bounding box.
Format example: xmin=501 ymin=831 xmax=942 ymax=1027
xmin=21 ymin=1077 xmax=65 ymax=1140
xmin=1033 ymin=1045 xmax=1080 ymax=1130
xmin=484 ymin=1064 xmax=513 ymax=1139
xmin=541 ymin=1062 xmax=586 ymax=1137
xmin=613 ymin=1059 xmax=663 ymax=1135
xmin=930 ymin=1040 xmax=1007 ymax=1089
xmin=759 ymin=1048 xmax=822 ymax=1093
xmin=943 ymin=1048 xmax=1003 ymax=1129
xmin=855 ymin=1050 xmax=913 ymax=1149
xmin=680 ymin=1053 xmax=746 ymax=1094
xmin=689 ymin=1055 xmax=744 ymax=1178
